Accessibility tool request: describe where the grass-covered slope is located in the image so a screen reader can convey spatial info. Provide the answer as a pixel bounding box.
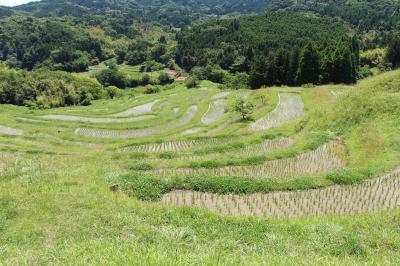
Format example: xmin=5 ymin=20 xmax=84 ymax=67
xmin=0 ymin=71 xmax=399 ymax=264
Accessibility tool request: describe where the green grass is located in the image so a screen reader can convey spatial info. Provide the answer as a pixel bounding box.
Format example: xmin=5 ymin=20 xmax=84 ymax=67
xmin=0 ymin=154 xmax=399 ymax=264
xmin=0 ymin=71 xmax=400 ymax=264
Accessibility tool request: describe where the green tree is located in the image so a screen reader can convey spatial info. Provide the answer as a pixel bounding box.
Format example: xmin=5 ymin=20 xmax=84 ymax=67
xmin=158 ymin=72 xmax=174 ymax=85
xmin=185 ymin=76 xmax=200 ymax=89
xmin=249 ymin=58 xmax=266 ymax=89
xmin=96 ymin=68 xmax=127 ymax=89
xmin=234 ymin=98 xmax=254 ymax=120
xmin=297 ymin=43 xmax=320 ymax=85
xmin=386 ymin=35 xmax=400 ymax=68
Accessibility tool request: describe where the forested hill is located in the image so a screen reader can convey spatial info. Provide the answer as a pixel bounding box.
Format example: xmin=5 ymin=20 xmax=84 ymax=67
xmin=176 ymin=11 xmax=359 ymax=87
xmin=15 ymin=0 xmax=270 ymax=15
xmin=266 ymin=0 xmax=400 ymax=32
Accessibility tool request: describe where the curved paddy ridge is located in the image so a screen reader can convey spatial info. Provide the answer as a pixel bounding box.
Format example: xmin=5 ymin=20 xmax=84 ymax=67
xmin=38 ymin=114 xmax=155 ymax=123
xmin=75 ymin=105 xmax=198 ymax=138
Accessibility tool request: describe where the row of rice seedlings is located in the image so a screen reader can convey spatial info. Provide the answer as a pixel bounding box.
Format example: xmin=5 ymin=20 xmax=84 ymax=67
xmin=153 ymin=141 xmax=345 ymax=178
xmin=162 ymin=168 xmax=400 ymax=218
xmin=75 ymin=106 xmax=198 ymax=139
xmin=201 ymin=99 xmax=229 ymax=125
xmin=240 ymin=137 xmax=293 ymax=155
xmin=145 ymin=137 xmax=294 ymax=163
xmin=38 ymin=114 xmax=155 ymax=123
xmin=250 ymin=93 xmax=304 ymax=131
xmin=121 ymin=138 xmax=230 ymax=153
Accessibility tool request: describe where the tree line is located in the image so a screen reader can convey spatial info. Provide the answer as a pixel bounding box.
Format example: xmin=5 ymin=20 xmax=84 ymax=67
xmin=0 ymin=63 xmax=111 ymax=109
xmin=176 ymin=12 xmax=359 ymax=88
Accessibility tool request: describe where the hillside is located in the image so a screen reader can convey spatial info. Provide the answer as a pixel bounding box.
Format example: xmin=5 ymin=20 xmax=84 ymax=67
xmin=176 ymin=11 xmax=359 ymax=87
xmin=267 ymin=0 xmax=400 ymax=32
xmin=15 ymin=0 xmax=271 ymax=15
xmin=0 ymin=68 xmax=399 ymax=264
xmin=10 ymin=0 xmax=271 ymax=27
xmin=1 ymin=0 xmax=400 ymax=264
xmin=0 ymin=0 xmax=399 ymax=89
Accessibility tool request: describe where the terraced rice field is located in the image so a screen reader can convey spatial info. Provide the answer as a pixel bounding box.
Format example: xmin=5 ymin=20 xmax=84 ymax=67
xmin=162 ymin=168 xmax=400 ymax=218
xmin=0 ymin=125 xmax=23 ymax=136
xmin=1 ymin=82 xmax=399 ymax=223
xmin=39 ymin=114 xmax=154 ymax=123
xmin=112 ymin=100 xmax=159 ymax=116
xmin=152 ymin=141 xmax=346 ymax=178
xmin=202 ymin=99 xmax=228 ymax=125
xmin=181 ymin=127 xmax=206 ymax=135
xmin=250 ymin=93 xmax=304 ymax=131
xmin=75 ymin=105 xmax=198 ymax=138
xmin=122 ymin=138 xmax=229 ymax=153
xmin=212 ymin=92 xmax=231 ymax=99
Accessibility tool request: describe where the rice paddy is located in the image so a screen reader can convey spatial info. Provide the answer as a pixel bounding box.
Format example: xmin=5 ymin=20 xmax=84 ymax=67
xmin=151 ymin=141 xmax=346 ymax=178
xmin=112 ymin=100 xmax=160 ymax=117
xmin=0 ymin=125 xmax=23 ymax=136
xmin=75 ymin=105 xmax=198 ymax=138
xmin=38 ymin=114 xmax=155 ymax=123
xmin=250 ymin=93 xmax=305 ymax=131
xmin=162 ymin=168 xmax=400 ymax=218
xmin=0 ymin=74 xmax=400 ymax=264
xmin=201 ymin=99 xmax=228 ymax=125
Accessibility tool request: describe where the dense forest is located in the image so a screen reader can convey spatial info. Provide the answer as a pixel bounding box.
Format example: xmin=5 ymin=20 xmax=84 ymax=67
xmin=14 ymin=0 xmax=271 ymax=27
xmin=0 ymin=16 xmax=104 ymax=72
xmin=176 ymin=12 xmax=359 ymax=87
xmin=267 ymin=0 xmax=400 ymax=32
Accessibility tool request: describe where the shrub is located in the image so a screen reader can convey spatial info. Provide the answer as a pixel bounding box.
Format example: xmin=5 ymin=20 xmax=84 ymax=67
xmin=106 ymin=86 xmax=122 ymax=99
xmin=141 ymin=74 xmax=151 ymax=86
xmin=227 ymin=72 xmax=250 ymax=89
xmin=144 ymin=85 xmax=161 ymax=94
xmin=96 ymin=68 xmax=127 ymax=89
xmin=158 ymin=72 xmax=174 ymax=85
xmin=357 ymin=65 xmax=374 ymax=80
xmin=142 ymin=60 xmax=165 ymax=72
xmin=185 ymin=75 xmax=200 ymax=88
